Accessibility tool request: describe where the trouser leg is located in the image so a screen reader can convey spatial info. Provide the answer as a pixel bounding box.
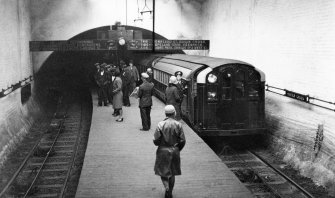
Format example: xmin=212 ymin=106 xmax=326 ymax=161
xmin=146 ymin=107 xmax=151 ymax=129
xmin=97 ymin=87 xmax=103 ymax=106
xmin=169 ymin=176 xmax=175 ymax=193
xmin=140 ymin=107 xmax=147 ymax=129
xmin=160 ymin=177 xmax=169 ymax=191
xmin=102 ymin=86 xmax=108 ymax=105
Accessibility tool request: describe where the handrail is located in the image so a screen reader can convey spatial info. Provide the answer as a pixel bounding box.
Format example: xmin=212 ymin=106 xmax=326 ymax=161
xmin=265 ymin=84 xmax=335 ymax=112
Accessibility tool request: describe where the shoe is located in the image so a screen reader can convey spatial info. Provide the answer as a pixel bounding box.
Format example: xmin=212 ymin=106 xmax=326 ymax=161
xmin=140 ymin=128 xmax=149 ymax=131
xmin=116 ymin=118 xmax=123 ymax=122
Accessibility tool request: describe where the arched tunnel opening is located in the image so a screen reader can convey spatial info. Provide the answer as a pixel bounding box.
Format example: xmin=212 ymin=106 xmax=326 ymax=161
xmin=34 ymin=25 xmax=184 ymax=107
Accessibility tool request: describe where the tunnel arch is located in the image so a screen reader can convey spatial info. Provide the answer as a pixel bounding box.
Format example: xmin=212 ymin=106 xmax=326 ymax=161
xmin=34 ymin=25 xmax=184 ymax=106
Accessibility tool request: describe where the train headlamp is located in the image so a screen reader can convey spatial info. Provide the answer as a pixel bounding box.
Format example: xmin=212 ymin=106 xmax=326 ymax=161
xmin=118 ymin=37 xmax=126 ymax=46
xmin=207 ymin=74 xmax=217 ymax=83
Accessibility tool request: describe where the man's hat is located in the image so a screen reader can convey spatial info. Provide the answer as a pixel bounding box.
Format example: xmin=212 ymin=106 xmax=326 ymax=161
xmin=141 ymin=72 xmax=149 ymax=79
xmin=164 ymin=105 xmax=175 ymax=114
xmin=146 ymin=68 xmax=153 ymax=74
xmin=175 ymin=71 xmax=183 ymax=76
xmin=169 ymin=76 xmax=177 ymax=84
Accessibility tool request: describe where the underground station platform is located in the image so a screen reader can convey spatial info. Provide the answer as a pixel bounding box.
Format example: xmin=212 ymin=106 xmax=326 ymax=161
xmin=75 ymin=92 xmax=252 ymax=198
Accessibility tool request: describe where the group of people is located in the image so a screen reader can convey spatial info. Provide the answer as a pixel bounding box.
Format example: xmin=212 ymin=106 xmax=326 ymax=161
xmin=94 ymin=60 xmax=142 ymax=122
xmin=95 ymin=61 xmax=186 ymax=198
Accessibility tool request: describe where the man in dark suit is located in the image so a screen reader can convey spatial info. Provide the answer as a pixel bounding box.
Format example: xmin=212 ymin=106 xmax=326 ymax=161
xmin=138 ymin=73 xmax=154 ymax=131
xmin=121 ymin=62 xmax=132 ymax=106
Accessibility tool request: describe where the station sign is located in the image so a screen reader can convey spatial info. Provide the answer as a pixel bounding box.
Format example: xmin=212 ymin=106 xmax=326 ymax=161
xmin=127 ymin=40 xmax=210 ymax=50
xmin=30 ymin=39 xmax=209 ymax=51
xmin=285 ymin=90 xmax=309 ymax=103
xmin=29 ymin=40 xmax=117 ymax=51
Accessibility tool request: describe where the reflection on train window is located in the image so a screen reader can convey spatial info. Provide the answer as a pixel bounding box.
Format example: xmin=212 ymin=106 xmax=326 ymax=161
xmin=221 ymin=71 xmax=232 ymax=100
xmin=235 ymin=70 xmax=245 ymax=98
xmin=221 ymin=88 xmax=231 ymax=100
xmin=248 ymin=71 xmax=260 ymax=82
xmin=248 ymin=84 xmax=259 ymax=98
xmin=222 ymin=72 xmax=231 ymax=87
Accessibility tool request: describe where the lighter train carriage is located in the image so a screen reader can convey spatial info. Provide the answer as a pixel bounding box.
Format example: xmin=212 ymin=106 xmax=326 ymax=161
xmin=138 ymin=54 xmax=266 ymax=136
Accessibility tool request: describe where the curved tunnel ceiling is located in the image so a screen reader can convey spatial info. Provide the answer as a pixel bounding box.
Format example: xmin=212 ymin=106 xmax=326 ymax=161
xmin=35 ymin=25 xmax=184 ymax=97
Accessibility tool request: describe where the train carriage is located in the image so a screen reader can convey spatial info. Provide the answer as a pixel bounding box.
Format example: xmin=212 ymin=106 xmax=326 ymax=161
xmin=138 ymin=54 xmax=266 ymax=136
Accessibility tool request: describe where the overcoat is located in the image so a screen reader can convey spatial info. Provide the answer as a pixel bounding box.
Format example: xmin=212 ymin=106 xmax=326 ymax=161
xmin=112 ymin=76 xmax=123 ymax=109
xmin=165 ymin=84 xmax=180 ymax=105
xmin=153 ymin=118 xmax=186 ymax=177
xmin=138 ymin=81 xmax=154 ymax=107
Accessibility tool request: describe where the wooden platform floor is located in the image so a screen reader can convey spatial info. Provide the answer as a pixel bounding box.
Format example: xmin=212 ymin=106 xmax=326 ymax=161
xmin=75 ymin=92 xmax=252 ymax=198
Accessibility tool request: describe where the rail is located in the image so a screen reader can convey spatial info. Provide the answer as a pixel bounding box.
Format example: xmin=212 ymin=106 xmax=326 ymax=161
xmin=265 ymin=84 xmax=335 ymax=112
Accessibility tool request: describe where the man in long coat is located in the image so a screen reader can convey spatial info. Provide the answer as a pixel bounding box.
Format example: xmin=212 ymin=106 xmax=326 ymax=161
xmin=138 ymin=73 xmax=154 ymax=131
xmin=165 ymin=76 xmax=181 ymax=120
xmin=153 ymin=105 xmax=186 ymax=198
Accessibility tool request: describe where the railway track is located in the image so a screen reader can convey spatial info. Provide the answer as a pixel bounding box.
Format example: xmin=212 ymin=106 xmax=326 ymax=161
xmin=218 ymin=146 xmax=315 ymax=198
xmin=0 ymin=92 xmax=90 ymax=198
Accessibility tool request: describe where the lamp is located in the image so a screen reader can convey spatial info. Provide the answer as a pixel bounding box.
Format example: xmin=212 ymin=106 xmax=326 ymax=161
xmin=140 ymin=0 xmax=152 ymax=17
xmin=134 ymin=0 xmax=143 ymax=24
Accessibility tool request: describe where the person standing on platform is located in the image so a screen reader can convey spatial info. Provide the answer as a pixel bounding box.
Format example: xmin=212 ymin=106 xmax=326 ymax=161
xmin=121 ymin=61 xmax=132 ymax=107
xmin=146 ymin=68 xmax=153 ymax=83
xmin=95 ymin=63 xmax=109 ymax=106
xmin=153 ymin=105 xmax=186 ymax=198
xmin=112 ymin=69 xmax=124 ymax=122
xmin=128 ymin=60 xmax=140 ymax=93
xmin=174 ymin=71 xmax=185 ymax=120
xmin=138 ymin=73 xmax=154 ymax=131
xmin=165 ymin=76 xmax=181 ymax=120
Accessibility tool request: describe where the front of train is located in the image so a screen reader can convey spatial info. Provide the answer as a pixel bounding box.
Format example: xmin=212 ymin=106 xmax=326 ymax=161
xmin=196 ymin=62 xmax=266 ymax=136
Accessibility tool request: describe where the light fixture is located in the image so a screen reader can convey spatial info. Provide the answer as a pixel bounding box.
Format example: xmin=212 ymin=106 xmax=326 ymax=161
xmin=118 ymin=37 xmax=126 ymax=46
xmin=140 ymin=0 xmax=152 ymax=16
xmin=207 ymin=73 xmax=217 ymax=83
xmin=134 ymin=0 xmax=143 ymax=24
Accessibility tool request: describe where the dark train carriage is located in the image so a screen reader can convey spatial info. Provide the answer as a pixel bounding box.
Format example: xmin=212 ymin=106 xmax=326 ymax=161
xmin=139 ymin=54 xmax=266 ymax=136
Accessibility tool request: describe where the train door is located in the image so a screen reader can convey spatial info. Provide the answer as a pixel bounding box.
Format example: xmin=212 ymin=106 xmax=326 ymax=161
xmin=216 ymin=66 xmax=248 ymax=129
xmin=216 ymin=68 xmax=234 ymax=129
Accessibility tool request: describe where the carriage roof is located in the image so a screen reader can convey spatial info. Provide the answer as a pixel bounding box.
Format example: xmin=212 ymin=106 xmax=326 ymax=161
xmin=151 ymin=54 xmax=265 ymax=82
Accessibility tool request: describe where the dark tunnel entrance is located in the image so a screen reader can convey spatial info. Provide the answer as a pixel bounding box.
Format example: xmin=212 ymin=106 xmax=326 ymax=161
xmin=34 ymin=25 xmax=184 ymax=106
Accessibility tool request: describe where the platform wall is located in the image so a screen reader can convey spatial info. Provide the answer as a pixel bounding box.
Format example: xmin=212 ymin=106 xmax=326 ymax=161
xmin=0 ymin=0 xmax=39 ymax=166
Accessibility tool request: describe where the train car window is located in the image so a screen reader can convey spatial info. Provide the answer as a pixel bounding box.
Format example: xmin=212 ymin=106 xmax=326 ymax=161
xmin=235 ymin=70 xmax=245 ymax=98
xmin=248 ymin=71 xmax=261 ymax=99
xmin=222 ymin=71 xmax=232 ymax=100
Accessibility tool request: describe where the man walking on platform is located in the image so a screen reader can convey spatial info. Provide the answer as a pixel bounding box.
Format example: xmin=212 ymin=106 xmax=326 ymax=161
xmin=153 ymin=105 xmax=186 ymax=198
xmin=138 ymin=73 xmax=154 ymax=131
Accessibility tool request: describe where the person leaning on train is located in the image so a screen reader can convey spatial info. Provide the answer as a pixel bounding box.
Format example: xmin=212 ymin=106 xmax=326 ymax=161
xmin=153 ymin=105 xmax=186 ymax=198
xmin=138 ymin=73 xmax=154 ymax=131
xmin=165 ymin=76 xmax=182 ymax=120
